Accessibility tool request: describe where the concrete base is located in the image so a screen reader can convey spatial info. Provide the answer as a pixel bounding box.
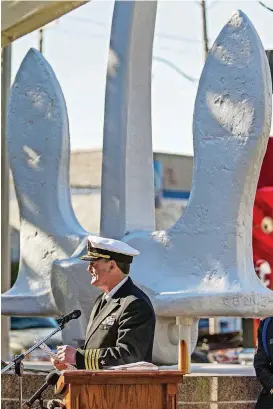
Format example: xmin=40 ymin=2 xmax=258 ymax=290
xmin=1 ymin=364 xmax=261 ymax=409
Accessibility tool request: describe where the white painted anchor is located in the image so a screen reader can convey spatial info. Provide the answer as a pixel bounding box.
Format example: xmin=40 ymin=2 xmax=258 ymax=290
xmin=2 ymin=48 xmax=88 ymax=343
xmin=119 ymin=10 xmax=273 ymax=370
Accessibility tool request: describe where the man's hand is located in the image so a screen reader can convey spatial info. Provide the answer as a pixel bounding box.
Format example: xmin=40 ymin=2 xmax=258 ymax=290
xmin=51 ymin=358 xmax=68 ymax=371
xmin=56 ymin=345 xmax=77 ymax=365
xmin=47 ymin=398 xmax=66 ymax=408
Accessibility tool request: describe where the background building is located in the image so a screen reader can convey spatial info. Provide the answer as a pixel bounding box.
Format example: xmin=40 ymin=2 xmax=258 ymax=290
xmin=9 ymin=150 xmax=193 ymax=258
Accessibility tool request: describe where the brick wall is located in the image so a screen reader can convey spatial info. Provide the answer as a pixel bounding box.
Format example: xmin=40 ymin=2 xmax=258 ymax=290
xmin=1 ymin=373 xmax=261 ymax=409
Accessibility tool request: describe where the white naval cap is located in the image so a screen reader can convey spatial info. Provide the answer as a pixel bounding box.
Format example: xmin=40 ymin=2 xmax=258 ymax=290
xmin=80 ymin=235 xmax=140 ymax=264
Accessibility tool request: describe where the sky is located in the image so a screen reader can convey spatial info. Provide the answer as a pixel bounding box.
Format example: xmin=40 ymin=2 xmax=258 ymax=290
xmin=11 ymin=0 xmax=273 ymax=156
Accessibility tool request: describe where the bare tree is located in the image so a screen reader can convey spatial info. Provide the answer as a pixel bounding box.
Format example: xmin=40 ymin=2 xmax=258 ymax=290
xmin=200 ymin=1 xmax=209 ymax=60
xmin=39 ymin=29 xmax=44 ymax=53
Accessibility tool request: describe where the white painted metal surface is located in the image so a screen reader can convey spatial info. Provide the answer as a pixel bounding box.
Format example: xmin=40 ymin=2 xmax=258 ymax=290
xmin=1 ymin=49 xmax=88 ymax=332
xmin=124 ymin=10 xmax=273 ymax=318
xmin=1 ymin=1 xmax=88 ymax=47
xmin=101 ymin=1 xmax=157 ymax=239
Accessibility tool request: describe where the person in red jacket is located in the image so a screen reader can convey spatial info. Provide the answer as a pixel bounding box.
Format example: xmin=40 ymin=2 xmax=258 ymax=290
xmin=252 ymin=138 xmax=273 ymax=344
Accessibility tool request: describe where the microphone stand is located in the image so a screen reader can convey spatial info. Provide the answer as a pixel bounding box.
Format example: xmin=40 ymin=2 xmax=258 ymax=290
xmin=2 ymin=312 xmax=79 ymax=408
xmin=15 ymin=359 xmax=24 ymax=409
xmin=2 ymin=321 xmax=66 ymax=408
xmin=36 ymin=393 xmax=45 ymax=409
xmin=1 ymin=323 xmax=65 ymax=374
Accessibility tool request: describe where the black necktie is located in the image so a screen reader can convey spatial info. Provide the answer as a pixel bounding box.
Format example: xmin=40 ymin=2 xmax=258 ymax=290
xmin=98 ymin=295 xmax=107 ymax=313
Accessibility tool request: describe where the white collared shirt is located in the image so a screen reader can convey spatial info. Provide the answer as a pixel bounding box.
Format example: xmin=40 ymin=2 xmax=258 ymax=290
xmin=104 ymin=276 xmax=128 ymax=302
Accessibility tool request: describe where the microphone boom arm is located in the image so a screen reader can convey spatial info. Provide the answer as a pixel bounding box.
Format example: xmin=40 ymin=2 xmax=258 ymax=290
xmin=1 ymin=324 xmax=63 ymax=374
xmin=1 ymin=309 xmax=81 ymax=374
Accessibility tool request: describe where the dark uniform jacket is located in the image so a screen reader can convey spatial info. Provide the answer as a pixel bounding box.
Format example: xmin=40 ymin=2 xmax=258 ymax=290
xmin=254 ymin=317 xmax=273 ymax=409
xmin=76 ymin=277 xmax=156 ymax=370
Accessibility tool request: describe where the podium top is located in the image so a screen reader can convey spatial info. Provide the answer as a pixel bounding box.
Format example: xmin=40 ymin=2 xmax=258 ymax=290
xmin=56 ymin=370 xmax=184 ymax=391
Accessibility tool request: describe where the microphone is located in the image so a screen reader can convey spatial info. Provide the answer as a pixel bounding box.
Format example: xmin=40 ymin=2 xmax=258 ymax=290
xmin=22 ymin=371 xmax=60 ymax=408
xmin=56 ymin=309 xmax=81 ymax=325
xmin=1 ymin=360 xmax=8 ymax=368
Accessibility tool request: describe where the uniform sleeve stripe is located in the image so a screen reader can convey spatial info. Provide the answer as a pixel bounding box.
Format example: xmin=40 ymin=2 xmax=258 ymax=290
xmin=84 ymin=349 xmax=88 ymax=369
xmin=85 ymin=349 xmax=91 ymax=370
xmin=95 ymin=348 xmax=100 ymax=370
xmin=91 ymin=348 xmax=96 ymax=370
xmin=91 ymin=349 xmax=95 ymax=370
xmin=83 ymin=348 xmax=100 ymax=370
xmin=89 ymin=349 xmax=93 ymax=370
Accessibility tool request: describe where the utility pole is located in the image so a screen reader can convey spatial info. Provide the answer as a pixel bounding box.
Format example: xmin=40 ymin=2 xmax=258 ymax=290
xmin=38 ymin=19 xmax=61 ymax=54
xmin=1 ymin=45 xmax=12 ymax=360
xmin=200 ymin=0 xmax=209 ymax=60
xmin=39 ymin=28 xmax=44 ymax=53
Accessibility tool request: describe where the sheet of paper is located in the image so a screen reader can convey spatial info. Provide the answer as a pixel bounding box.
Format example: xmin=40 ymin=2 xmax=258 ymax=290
xmin=106 ymin=361 xmax=159 ymax=370
xmin=34 ymin=337 xmax=77 ymax=371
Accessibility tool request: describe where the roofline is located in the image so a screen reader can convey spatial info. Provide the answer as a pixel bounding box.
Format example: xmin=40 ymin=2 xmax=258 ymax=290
xmin=70 ymin=148 xmax=193 ymax=159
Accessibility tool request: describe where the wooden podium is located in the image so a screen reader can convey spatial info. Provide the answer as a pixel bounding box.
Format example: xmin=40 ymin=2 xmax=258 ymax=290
xmin=55 ymin=370 xmax=183 ymax=409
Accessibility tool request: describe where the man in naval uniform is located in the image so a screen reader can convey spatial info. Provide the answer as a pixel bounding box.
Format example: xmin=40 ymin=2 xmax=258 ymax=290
xmin=54 ymin=235 xmax=156 ymax=371
xmin=254 ymin=316 xmax=273 ymax=409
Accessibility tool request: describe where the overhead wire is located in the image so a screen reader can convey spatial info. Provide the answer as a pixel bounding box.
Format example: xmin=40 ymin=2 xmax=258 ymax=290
xmin=153 ymin=56 xmax=198 ymax=84
xmin=258 ymin=1 xmax=273 ymax=12
xmin=40 ymin=10 xmax=201 ymax=85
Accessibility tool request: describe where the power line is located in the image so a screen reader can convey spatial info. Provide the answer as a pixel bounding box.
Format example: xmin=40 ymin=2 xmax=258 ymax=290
xmin=156 ymin=45 xmax=187 ymax=55
xmin=57 ymin=27 xmax=104 ymax=39
xmin=153 ymin=56 xmax=198 ymax=83
xmin=258 ymin=1 xmax=273 ymax=12
xmin=155 ymin=32 xmax=201 ymax=44
xmin=66 ymin=15 xmax=106 ymax=26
